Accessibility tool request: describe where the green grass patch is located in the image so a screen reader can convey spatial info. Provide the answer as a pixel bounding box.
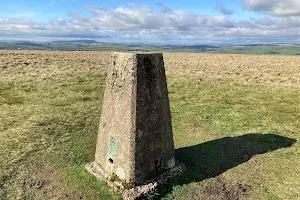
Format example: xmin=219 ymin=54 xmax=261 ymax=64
xmin=0 ymin=70 xmax=299 ymax=199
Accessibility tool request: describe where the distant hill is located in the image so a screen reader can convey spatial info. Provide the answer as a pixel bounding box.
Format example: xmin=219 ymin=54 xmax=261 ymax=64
xmin=51 ymin=40 xmax=100 ymax=44
xmin=164 ymin=45 xmax=218 ymax=51
xmin=14 ymin=42 xmax=47 ymax=47
xmin=1 ymin=41 xmax=300 ymax=55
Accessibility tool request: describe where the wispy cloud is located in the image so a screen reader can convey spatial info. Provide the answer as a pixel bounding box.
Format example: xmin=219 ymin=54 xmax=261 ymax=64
xmin=49 ymin=0 xmax=56 ymax=6
xmin=13 ymin=12 xmax=38 ymax=18
xmin=215 ymin=0 xmax=234 ymax=15
xmin=49 ymin=0 xmax=79 ymax=6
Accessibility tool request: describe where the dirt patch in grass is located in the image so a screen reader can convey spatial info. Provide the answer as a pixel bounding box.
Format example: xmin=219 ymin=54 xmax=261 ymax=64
xmin=199 ymin=175 xmax=251 ymax=200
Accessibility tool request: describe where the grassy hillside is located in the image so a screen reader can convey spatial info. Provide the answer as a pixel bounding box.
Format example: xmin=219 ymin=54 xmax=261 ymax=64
xmin=0 ymin=51 xmax=299 ymax=199
xmin=215 ymin=45 xmax=300 ymax=55
xmin=2 ymin=42 xmax=300 ymax=55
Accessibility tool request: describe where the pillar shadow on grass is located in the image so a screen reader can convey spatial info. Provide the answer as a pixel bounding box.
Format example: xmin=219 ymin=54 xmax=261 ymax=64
xmin=174 ymin=133 xmax=296 ymax=184
xmin=156 ymin=133 xmax=296 ymax=198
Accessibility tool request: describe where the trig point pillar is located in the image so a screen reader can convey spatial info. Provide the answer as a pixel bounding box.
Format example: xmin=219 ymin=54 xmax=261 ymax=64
xmin=86 ymin=52 xmax=183 ymax=199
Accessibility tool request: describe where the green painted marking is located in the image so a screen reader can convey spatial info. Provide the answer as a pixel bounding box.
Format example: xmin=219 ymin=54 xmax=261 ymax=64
xmin=110 ymin=137 xmax=116 ymax=157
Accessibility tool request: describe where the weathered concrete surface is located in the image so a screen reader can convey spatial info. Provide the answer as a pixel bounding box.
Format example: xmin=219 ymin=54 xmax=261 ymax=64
xmin=86 ymin=52 xmax=179 ymax=198
xmin=134 ymin=53 xmax=175 ymax=184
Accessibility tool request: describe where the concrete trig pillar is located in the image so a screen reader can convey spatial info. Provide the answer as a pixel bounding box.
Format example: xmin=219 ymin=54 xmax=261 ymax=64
xmin=86 ymin=52 xmax=183 ymax=199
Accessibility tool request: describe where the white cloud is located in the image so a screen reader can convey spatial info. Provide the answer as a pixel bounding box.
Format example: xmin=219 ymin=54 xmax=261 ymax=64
xmin=243 ymin=0 xmax=300 ymax=16
xmin=87 ymin=5 xmax=234 ymax=31
xmin=1 ymin=4 xmax=300 ymax=44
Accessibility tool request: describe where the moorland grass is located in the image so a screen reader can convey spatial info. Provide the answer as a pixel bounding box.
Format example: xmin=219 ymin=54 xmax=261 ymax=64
xmin=0 ymin=51 xmax=299 ymax=199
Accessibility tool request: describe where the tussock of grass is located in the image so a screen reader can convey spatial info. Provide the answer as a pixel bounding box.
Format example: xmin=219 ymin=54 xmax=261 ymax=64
xmin=0 ymin=51 xmax=299 ymax=199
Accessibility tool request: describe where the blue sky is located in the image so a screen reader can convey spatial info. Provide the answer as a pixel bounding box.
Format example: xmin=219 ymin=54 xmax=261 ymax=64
xmin=1 ymin=0 xmax=300 ymax=44
xmin=1 ymin=0 xmax=261 ymax=22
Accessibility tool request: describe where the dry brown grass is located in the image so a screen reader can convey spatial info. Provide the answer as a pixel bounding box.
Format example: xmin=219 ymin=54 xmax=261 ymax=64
xmin=1 ymin=50 xmax=299 ymax=88
xmin=0 ymin=50 xmax=109 ymax=83
xmin=164 ymin=52 xmax=300 ymax=88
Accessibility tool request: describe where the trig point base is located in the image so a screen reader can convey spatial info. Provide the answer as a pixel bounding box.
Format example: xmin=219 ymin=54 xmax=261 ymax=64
xmin=86 ymin=52 xmax=184 ymax=199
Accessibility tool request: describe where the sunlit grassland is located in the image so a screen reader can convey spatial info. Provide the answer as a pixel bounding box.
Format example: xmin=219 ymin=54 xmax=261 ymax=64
xmin=0 ymin=51 xmax=299 ymax=199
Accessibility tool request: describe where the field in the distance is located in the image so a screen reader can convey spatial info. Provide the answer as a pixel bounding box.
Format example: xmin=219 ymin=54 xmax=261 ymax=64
xmin=0 ymin=51 xmax=299 ymax=199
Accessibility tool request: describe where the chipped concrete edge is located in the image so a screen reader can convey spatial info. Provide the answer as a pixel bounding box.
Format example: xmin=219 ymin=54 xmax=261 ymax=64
xmin=85 ymin=161 xmax=186 ymax=200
